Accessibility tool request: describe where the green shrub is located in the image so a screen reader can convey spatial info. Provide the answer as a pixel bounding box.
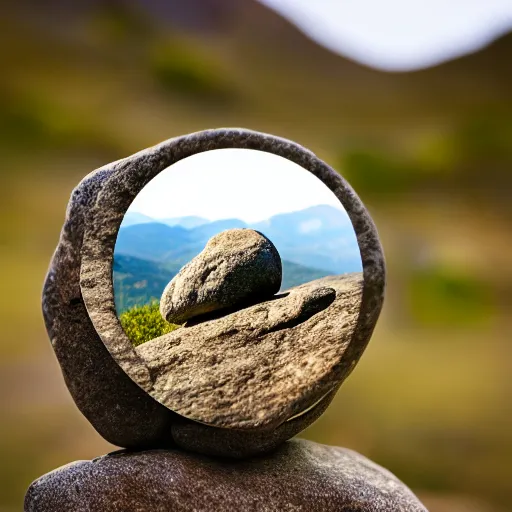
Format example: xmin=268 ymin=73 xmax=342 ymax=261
xmin=119 ymin=301 xmax=179 ymax=347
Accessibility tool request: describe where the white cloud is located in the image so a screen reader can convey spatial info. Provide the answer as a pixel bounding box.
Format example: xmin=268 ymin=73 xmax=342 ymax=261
xmin=257 ymin=0 xmax=512 ymax=71
xmin=299 ymin=219 xmax=323 ymax=233
xmin=127 ymin=148 xmax=345 ymax=223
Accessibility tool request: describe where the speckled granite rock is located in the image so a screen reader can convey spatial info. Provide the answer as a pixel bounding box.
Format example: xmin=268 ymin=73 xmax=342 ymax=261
xmin=160 ymin=228 xmax=282 ymax=324
xmin=42 ymin=169 xmax=179 ymax=449
xmin=24 ymin=439 xmax=426 ymax=512
xmin=170 ymin=387 xmax=338 ymax=458
xmin=43 ymin=128 xmax=386 ymax=454
xmin=138 ymin=274 xmax=360 ymax=431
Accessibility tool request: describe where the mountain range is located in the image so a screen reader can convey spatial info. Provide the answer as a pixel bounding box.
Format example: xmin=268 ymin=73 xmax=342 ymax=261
xmin=113 ymin=204 xmax=362 ymax=313
xmin=121 ymin=212 xmax=209 ymax=229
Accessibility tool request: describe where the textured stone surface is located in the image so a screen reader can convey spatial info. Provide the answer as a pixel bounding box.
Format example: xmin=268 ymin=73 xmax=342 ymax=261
xmin=44 ymin=128 xmax=386 ymax=453
xmin=160 ymin=228 xmax=282 ymax=324
xmin=25 ymin=439 xmax=426 ymax=512
xmin=138 ymin=274 xmax=361 ymax=430
xmin=170 ymin=386 xmax=338 ymax=458
xmin=42 ymin=169 xmax=178 ymax=449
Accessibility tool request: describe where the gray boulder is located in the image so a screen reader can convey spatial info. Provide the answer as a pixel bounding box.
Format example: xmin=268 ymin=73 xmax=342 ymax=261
xmin=25 ymin=439 xmax=426 ymax=512
xmin=160 ymin=228 xmax=282 ymax=324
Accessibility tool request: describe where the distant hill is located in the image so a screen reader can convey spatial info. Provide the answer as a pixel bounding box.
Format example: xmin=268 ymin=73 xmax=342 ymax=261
xmin=114 ymin=222 xmax=194 ymax=264
xmin=121 ymin=214 xmax=210 ymax=229
xmin=114 ymin=205 xmax=362 ymax=274
xmin=161 ymin=216 xmax=209 ymax=229
xmin=113 ymin=204 xmax=361 ymax=312
xmin=251 ymin=205 xmax=361 ymax=273
xmin=279 ymin=261 xmax=332 ymax=292
xmin=192 ymin=218 xmax=248 ymax=241
xmin=121 ymin=212 xmax=155 ymax=228
xmin=113 ymin=254 xmax=180 ymax=313
xmin=8 ymin=0 xmax=511 ymax=120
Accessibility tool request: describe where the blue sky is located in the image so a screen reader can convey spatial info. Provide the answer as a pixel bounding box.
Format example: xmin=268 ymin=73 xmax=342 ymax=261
xmin=258 ymin=0 xmax=512 ymax=71
xmin=127 ymin=148 xmax=348 ymax=224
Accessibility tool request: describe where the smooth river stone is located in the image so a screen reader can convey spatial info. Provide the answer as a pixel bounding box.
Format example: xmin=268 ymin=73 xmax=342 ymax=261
xmin=24 ymin=439 xmax=427 ymax=512
xmin=160 ymin=228 xmax=282 ymax=324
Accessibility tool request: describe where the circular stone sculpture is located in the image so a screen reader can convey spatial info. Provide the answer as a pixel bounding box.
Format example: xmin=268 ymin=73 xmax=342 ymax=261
xmin=43 ymin=128 xmax=386 ymax=457
xmin=160 ymin=228 xmax=282 ymax=324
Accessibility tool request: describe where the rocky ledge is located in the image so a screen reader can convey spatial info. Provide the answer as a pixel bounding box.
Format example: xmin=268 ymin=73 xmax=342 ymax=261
xmin=137 ymin=273 xmax=363 ymax=431
xmin=25 ymin=439 xmax=426 ymax=512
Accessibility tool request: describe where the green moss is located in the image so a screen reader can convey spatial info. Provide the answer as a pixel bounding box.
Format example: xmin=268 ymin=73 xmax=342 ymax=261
xmin=119 ymin=301 xmax=179 ymax=347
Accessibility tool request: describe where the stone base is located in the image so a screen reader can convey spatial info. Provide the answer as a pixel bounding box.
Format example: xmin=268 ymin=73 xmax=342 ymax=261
xmin=25 ymin=439 xmax=426 ymax=511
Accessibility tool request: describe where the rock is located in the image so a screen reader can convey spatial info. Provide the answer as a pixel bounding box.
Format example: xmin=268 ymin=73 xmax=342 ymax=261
xmin=42 ymin=169 xmax=179 ymax=450
xmin=160 ymin=228 xmax=282 ymax=325
xmin=138 ymin=274 xmax=361 ymax=432
xmin=44 ymin=128 xmax=386 ymax=455
xmin=169 ymin=387 xmax=338 ymax=458
xmin=25 ymin=439 xmax=426 ymax=512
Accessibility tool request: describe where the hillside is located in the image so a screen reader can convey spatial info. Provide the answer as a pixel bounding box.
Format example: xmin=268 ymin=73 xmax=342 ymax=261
xmin=113 ymin=204 xmax=359 ymax=312
xmin=3 ymin=0 xmax=510 ymax=213
xmin=113 ymin=254 xmax=180 ymax=313
xmin=4 ymin=1 xmax=511 ymax=140
xmin=2 ymin=2 xmax=512 ymax=510
xmin=114 ymin=205 xmax=361 ymax=269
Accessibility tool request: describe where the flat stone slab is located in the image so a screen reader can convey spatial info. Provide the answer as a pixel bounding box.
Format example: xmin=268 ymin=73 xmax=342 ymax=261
xmin=137 ymin=273 xmax=363 ymax=430
xmin=25 ymin=439 xmax=426 ymax=512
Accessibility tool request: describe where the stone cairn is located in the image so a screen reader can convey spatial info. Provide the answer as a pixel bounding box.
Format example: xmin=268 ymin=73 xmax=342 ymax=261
xmin=25 ymin=129 xmax=427 ymax=511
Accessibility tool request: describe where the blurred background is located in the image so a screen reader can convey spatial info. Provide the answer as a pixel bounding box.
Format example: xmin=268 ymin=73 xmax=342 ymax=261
xmin=1 ymin=1 xmax=511 ymax=511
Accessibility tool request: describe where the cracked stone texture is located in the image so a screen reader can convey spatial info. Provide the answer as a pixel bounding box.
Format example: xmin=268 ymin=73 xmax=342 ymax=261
xmin=138 ymin=274 xmax=361 ymax=430
xmin=160 ymin=228 xmax=282 ymax=324
xmin=44 ymin=128 xmax=385 ymax=454
xmin=24 ymin=439 xmax=426 ymax=512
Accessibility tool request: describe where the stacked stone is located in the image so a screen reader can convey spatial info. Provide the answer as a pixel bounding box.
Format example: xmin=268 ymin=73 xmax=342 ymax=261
xmin=25 ymin=441 xmax=426 ymax=511
xmin=26 ymin=129 xmax=426 ymax=511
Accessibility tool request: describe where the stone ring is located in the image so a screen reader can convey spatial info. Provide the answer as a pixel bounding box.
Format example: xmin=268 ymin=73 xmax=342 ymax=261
xmin=43 ymin=128 xmax=385 ymax=457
